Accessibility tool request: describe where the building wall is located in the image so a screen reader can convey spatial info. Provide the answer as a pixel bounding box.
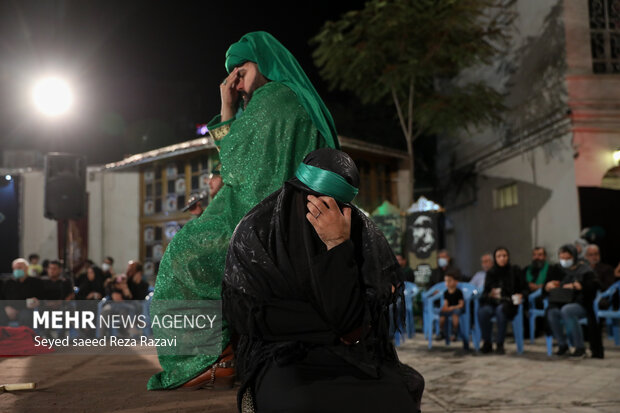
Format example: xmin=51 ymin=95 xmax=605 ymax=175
xmin=438 ymin=0 xmax=568 ymax=172
xmin=563 ymin=0 xmax=620 ymax=187
xmin=446 ymin=134 xmax=581 ymax=276
xmin=573 ymin=134 xmax=620 ymax=186
xmin=20 ymin=170 xmax=140 ymax=271
xmin=21 ymin=172 xmax=58 ymax=261
xmin=436 ymin=0 xmax=578 ymax=275
xmin=87 ymin=170 xmax=140 ymax=272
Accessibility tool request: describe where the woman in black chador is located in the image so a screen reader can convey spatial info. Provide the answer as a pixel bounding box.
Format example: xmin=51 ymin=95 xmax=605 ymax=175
xmin=223 ymin=148 xmax=424 ymax=412
xmin=477 ymin=247 xmax=526 ymax=354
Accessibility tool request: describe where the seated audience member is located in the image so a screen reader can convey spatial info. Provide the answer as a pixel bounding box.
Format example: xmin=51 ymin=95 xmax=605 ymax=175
xmin=101 ymin=256 xmax=115 ymax=280
xmin=28 ymin=253 xmax=43 ymax=277
xmin=478 ymin=247 xmax=525 ymax=354
xmin=3 ymin=258 xmax=43 ymax=326
xmin=41 ymin=260 xmax=74 ymax=301
xmin=574 ymin=238 xmax=588 ymax=262
xmin=525 ymin=246 xmax=563 ymax=302
xmin=107 ymin=274 xmax=132 ymax=301
xmin=585 ymin=244 xmax=616 ymax=291
xmin=126 ymin=261 xmax=150 ymax=300
xmin=75 ymin=259 xmax=95 ymax=287
xmin=430 ymin=249 xmax=462 ymax=286
xmin=106 ymin=261 xmax=149 ymax=301
xmin=40 ymin=259 xmax=50 ymax=277
xmin=546 ymin=244 xmax=601 ymax=358
xmin=470 ymin=253 xmax=493 ymax=291
xmin=74 ymin=259 xmax=95 ymax=287
xmin=101 ymin=272 xmax=142 ymax=338
xmin=439 ymin=271 xmax=465 ymax=343
xmin=523 ymin=247 xmax=563 ymax=339
xmin=76 ymin=266 xmax=106 ymax=300
xmin=223 ymin=149 xmax=424 ymax=412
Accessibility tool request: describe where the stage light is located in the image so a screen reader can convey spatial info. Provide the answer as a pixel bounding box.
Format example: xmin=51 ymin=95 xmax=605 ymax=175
xmin=32 ymin=77 xmax=73 ymax=117
xmin=4 ymin=175 xmax=11 ymax=181
xmin=613 ymin=149 xmax=620 ymax=165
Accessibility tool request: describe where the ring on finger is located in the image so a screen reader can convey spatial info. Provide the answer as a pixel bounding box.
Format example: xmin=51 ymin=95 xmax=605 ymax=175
xmin=315 ymin=211 xmax=321 ymax=219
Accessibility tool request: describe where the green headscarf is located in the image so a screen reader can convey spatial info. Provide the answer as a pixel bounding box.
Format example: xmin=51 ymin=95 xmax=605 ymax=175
xmin=225 ymin=31 xmax=339 ymax=150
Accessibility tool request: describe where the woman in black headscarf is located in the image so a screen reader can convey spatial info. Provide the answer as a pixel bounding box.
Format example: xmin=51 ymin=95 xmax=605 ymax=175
xmin=76 ymin=265 xmax=105 ymax=300
xmin=478 ymin=247 xmax=525 ymax=354
xmin=223 ymin=148 xmax=424 ymax=412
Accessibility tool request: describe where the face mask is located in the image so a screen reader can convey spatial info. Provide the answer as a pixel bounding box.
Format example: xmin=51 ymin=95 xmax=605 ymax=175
xmin=13 ymin=269 xmax=25 ymax=279
xmin=438 ymin=257 xmax=448 ymax=268
xmin=102 ymin=263 xmax=110 ymax=272
xmin=560 ymin=259 xmax=573 ymax=268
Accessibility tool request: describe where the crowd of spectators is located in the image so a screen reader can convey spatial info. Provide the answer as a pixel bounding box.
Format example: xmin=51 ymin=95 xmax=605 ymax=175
xmin=402 ymin=239 xmax=620 ymax=359
xmin=0 ymin=255 xmax=151 ymax=327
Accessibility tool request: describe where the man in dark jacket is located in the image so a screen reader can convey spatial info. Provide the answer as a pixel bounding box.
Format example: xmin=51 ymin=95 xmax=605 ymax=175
xmin=585 ymin=244 xmax=617 ymax=291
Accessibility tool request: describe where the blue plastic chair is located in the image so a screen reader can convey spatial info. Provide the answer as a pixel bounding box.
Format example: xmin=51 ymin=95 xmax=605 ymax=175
xmin=403 ymin=282 xmax=420 ymax=339
xmin=594 ymin=280 xmax=620 ymax=346
xmin=423 ymin=282 xmax=478 ymax=349
xmin=528 ymin=288 xmax=548 ymax=343
xmin=473 ymin=298 xmax=524 ymax=354
xmin=422 ymin=282 xmax=446 ymax=340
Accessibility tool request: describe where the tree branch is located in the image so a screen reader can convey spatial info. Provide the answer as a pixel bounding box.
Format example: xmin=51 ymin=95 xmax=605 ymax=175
xmin=407 ymin=78 xmax=414 ymax=137
xmin=391 ymin=86 xmax=411 ymax=145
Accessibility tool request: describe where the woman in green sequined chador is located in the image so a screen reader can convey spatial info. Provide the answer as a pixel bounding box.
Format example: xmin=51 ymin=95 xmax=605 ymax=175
xmin=147 ymin=31 xmax=339 ymax=390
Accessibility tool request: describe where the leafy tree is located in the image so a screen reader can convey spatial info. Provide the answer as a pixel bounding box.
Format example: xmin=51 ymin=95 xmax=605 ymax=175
xmin=312 ymin=0 xmax=516 ymax=204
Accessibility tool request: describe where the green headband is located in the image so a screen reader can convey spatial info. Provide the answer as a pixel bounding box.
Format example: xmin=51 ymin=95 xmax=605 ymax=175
xmin=294 ymin=163 xmax=358 ymax=203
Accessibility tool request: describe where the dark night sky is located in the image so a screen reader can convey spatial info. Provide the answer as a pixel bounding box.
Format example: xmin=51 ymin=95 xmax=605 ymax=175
xmin=0 ymin=0 xmax=403 ymax=165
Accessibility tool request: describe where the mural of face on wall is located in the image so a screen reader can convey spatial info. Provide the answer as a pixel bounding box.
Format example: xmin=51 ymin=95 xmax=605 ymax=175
xmin=411 ymin=214 xmax=436 ymax=259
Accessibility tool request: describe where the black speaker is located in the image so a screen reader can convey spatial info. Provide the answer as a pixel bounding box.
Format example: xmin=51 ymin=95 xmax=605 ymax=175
xmin=44 ymin=153 xmax=86 ymax=220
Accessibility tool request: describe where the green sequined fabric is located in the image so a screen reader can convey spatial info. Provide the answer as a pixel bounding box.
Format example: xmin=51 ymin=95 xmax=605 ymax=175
xmin=147 ymin=81 xmax=328 ymax=389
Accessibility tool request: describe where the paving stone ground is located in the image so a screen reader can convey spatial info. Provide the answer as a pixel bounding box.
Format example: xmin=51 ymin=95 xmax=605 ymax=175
xmin=1 ymin=335 xmax=618 ymax=412
xmin=397 ymin=334 xmax=620 ymax=413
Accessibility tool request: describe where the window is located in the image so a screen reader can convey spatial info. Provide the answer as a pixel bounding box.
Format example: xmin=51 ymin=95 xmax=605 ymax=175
xmin=589 ymin=0 xmax=620 ymax=73
xmin=493 ymin=183 xmax=518 ymax=210
xmin=139 ymin=153 xmax=218 ymax=282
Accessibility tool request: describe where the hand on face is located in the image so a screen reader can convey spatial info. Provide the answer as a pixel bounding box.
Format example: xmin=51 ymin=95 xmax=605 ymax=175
xmin=220 ymin=67 xmax=240 ymax=121
xmin=306 ymin=195 xmax=351 ymax=250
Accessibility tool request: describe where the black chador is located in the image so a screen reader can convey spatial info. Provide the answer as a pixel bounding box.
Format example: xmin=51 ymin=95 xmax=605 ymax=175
xmin=223 ymin=148 xmax=424 ymax=412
